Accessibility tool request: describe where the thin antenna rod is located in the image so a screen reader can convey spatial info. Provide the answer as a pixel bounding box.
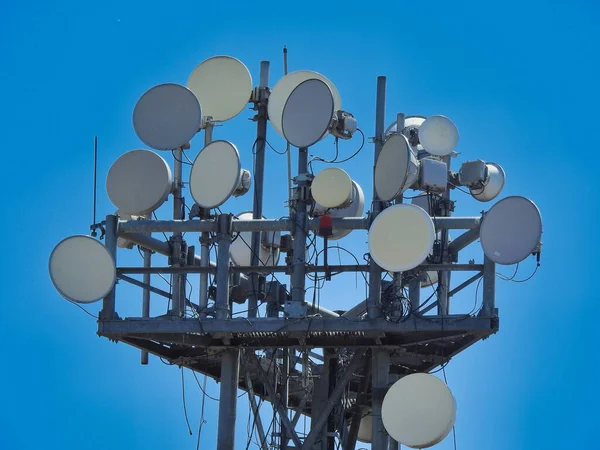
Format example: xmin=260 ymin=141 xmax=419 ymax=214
xmin=93 ymin=136 xmax=98 ymax=227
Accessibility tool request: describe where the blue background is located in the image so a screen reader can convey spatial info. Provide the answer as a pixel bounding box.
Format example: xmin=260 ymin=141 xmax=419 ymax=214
xmin=1 ymin=0 xmax=598 ymax=449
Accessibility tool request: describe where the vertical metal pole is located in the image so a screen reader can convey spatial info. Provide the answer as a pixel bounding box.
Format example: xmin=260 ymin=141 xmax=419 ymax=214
xmin=437 ymin=156 xmax=452 ymax=316
xmin=311 ymin=358 xmax=329 ymax=450
xmin=248 ymin=61 xmax=270 ymax=318
xmin=141 ymin=246 xmax=151 ymax=364
xmin=326 ymin=350 xmax=338 ymax=450
xmin=199 ymin=121 xmax=214 ymax=318
xmin=369 ymin=77 xmax=391 ymax=450
xmin=100 ymin=214 xmax=118 ymax=320
xmin=92 ymin=136 xmax=98 ymax=227
xmin=396 ymin=113 xmax=405 ymax=135
xmin=218 ymin=350 xmax=240 ymax=450
xmin=367 ymin=76 xmax=386 ymax=319
xmin=345 ymin=354 xmax=371 ymax=450
xmin=371 ymin=350 xmax=390 ymax=450
xmin=281 ymin=349 xmax=290 ymax=450
xmin=481 ymin=255 xmax=496 ymax=317
xmin=283 ymin=47 xmax=293 ymax=217
xmin=409 ymin=276 xmax=421 ymax=312
xmin=244 ymin=369 xmax=269 ymax=450
xmin=215 ymin=214 xmax=239 ymax=450
xmin=171 ymin=148 xmax=185 ymax=317
xmin=290 ymin=147 xmax=309 ymax=314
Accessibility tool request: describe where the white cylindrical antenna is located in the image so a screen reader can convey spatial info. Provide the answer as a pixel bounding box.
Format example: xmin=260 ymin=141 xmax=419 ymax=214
xmin=471 ymin=162 xmax=506 ymax=202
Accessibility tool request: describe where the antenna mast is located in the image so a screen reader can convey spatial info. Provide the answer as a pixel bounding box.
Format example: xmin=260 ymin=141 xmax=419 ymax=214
xmin=49 ymin=54 xmax=544 ymax=450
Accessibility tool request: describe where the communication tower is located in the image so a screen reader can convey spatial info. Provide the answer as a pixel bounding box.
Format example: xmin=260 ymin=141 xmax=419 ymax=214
xmin=49 ymin=54 xmax=543 ymax=450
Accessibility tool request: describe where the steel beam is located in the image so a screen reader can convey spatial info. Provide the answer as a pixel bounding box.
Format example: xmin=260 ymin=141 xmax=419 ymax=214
xmin=117 ymin=216 xmax=478 ymax=234
xmin=118 ymin=274 xmax=171 ymax=299
xmin=100 ymin=214 xmax=118 ymax=320
xmin=481 ymin=255 xmax=496 ymax=317
xmin=247 ymin=352 xmax=303 ymax=449
xmin=98 ymin=316 xmax=496 ymax=336
xmin=248 ymin=61 xmax=270 ymax=319
xmin=448 ymin=225 xmax=481 ymax=257
xmin=244 ymin=367 xmax=269 ymax=450
xmin=345 ymin=353 xmax=371 ymax=450
xmin=302 ymin=350 xmax=367 ymax=450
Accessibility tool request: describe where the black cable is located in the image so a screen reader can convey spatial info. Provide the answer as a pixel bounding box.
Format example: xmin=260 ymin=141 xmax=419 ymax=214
xmin=504 ymin=263 xmax=540 ymax=283
xmin=496 ymin=263 xmax=519 ymax=281
xmin=172 ymin=149 xmax=193 ymax=165
xmin=196 ymin=372 xmax=207 ymax=450
xmin=308 ymin=128 xmax=365 ymax=171
xmin=448 ymin=180 xmax=471 ymax=195
xmin=153 ymin=212 xmax=172 ymax=248
xmin=182 ymin=149 xmax=195 ymax=165
xmin=181 ymin=369 xmax=193 ymax=435
xmin=191 ymin=369 xmax=220 ymax=401
xmin=265 ymin=139 xmax=288 ymax=155
xmin=442 ymin=366 xmax=458 ymax=450
xmin=66 ymin=300 xmax=98 ymax=319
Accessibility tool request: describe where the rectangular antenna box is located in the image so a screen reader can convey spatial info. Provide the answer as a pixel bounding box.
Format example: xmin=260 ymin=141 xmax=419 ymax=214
xmin=419 ymin=158 xmax=448 ymax=192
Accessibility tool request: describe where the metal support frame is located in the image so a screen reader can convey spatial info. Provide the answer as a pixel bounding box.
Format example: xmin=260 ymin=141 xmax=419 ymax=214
xmin=448 ymin=224 xmax=481 ymax=258
xmin=481 ymin=255 xmax=496 ymax=317
xmin=303 ymin=350 xmax=367 ymax=450
xmin=289 ymin=147 xmax=309 ymax=317
xmin=101 ymin=214 xmax=118 ymax=320
xmin=199 ymin=120 xmax=214 ymax=318
xmin=345 ymin=352 xmax=371 ymax=450
xmin=141 ymin=247 xmax=152 ymax=364
xmin=171 ymin=148 xmax=185 ymax=317
xmin=248 ymin=352 xmax=303 ymax=449
xmin=118 ymin=275 xmax=171 ymax=299
xmin=437 ymin=155 xmax=453 ymax=316
xmin=85 ymin=66 xmax=508 ymax=450
xmin=244 ymin=367 xmax=269 ymax=450
xmin=117 ymin=216 xmax=477 ymax=234
xmin=368 ymin=76 xmax=390 ymax=449
xmin=215 ymin=214 xmax=239 ymax=450
xmin=249 ymin=61 xmax=270 ymax=318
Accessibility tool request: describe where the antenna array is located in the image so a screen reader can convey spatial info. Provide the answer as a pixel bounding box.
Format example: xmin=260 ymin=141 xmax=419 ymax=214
xmin=49 ymin=54 xmax=543 ymax=450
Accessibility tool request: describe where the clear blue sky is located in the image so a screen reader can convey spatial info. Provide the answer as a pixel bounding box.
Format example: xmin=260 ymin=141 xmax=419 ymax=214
xmin=1 ymin=1 xmax=598 ymax=449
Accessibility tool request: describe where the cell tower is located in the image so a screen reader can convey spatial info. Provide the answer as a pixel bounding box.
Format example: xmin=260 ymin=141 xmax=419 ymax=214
xmin=49 ymin=55 xmax=543 ymax=449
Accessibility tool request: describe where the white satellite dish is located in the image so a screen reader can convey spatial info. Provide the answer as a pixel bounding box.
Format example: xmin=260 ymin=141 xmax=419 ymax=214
xmin=421 ymin=269 xmax=439 ymax=287
xmin=189 ymin=140 xmax=250 ymax=209
xmin=281 ymin=78 xmax=335 ymax=148
xmin=480 ymin=196 xmax=542 ymax=265
xmin=311 ymin=168 xmax=353 ymax=210
xmin=470 ymin=162 xmax=506 ymax=202
xmin=49 ymin=235 xmax=116 ymax=304
xmin=230 ymin=212 xmax=280 ymax=270
xmin=368 ymin=204 xmax=435 ymax=272
xmin=418 ymin=115 xmax=459 ymax=156
xmin=106 ymin=149 xmax=173 ymax=216
xmin=133 ymin=83 xmax=202 ymax=150
xmin=384 ymin=115 xmax=426 ymax=138
xmin=382 ymin=373 xmax=456 ymax=449
xmin=187 ymin=56 xmax=252 ymax=122
xmin=375 ymin=133 xmax=419 ymax=202
xmin=268 ymin=70 xmax=341 ymax=140
xmin=320 ymin=180 xmax=365 ymax=240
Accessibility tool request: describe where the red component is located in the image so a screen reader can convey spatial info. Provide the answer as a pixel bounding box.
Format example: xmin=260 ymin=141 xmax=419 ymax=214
xmin=318 ymin=215 xmax=333 ymax=237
